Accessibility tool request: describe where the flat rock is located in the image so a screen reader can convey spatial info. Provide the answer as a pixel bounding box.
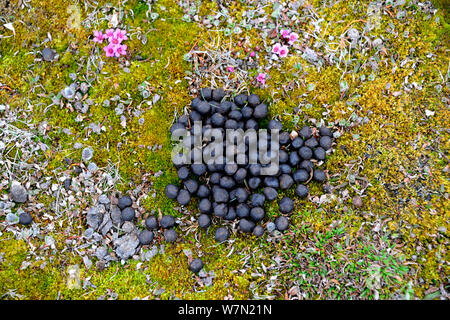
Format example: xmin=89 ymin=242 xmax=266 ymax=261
xmin=86 ymin=206 xmax=102 ymax=230
xmin=114 ymin=234 xmax=139 ymax=260
xmin=10 ymin=181 xmax=28 ymax=203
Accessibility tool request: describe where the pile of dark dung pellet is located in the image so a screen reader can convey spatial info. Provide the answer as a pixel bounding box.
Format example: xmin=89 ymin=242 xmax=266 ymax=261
xmin=164 ymin=88 xmax=335 ymax=242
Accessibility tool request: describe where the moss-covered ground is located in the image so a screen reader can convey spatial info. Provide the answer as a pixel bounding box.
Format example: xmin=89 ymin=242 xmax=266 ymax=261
xmin=0 ymin=0 xmax=448 ymax=299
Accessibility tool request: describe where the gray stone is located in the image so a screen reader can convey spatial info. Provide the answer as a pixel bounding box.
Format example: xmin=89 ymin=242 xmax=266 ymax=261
xmin=84 ymin=228 xmax=94 ymax=239
xmin=98 ymin=194 xmax=110 ymax=205
xmin=41 ymin=48 xmax=56 ymax=61
xmin=10 ymin=181 xmax=28 ymax=203
xmin=82 ymin=147 xmax=94 ymax=162
xmin=266 ymin=222 xmax=276 ymax=233
xmin=122 ymin=221 xmax=135 ymax=233
xmin=62 ymin=86 xmax=75 ymax=99
xmin=99 ymin=212 xmax=113 ymax=236
xmin=86 ymin=206 xmax=102 ymax=230
xmin=115 ymin=234 xmax=139 ymax=260
xmin=95 ymin=247 xmax=108 ymax=260
xmin=87 ymin=162 xmax=98 ymax=173
xmin=110 ymin=205 xmax=122 ymax=225
xmin=6 ymin=213 xmax=19 ymax=224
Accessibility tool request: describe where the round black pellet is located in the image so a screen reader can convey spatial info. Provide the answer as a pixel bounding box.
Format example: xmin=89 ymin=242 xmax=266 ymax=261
xmin=191 ymin=163 xmax=207 ymax=176
xmin=251 ymin=193 xmax=265 ymax=207
xmin=314 ymin=147 xmax=326 ymax=160
xmin=275 ymin=216 xmax=289 ymax=231
xmin=139 ymin=230 xmax=154 ymax=245
xmin=234 ymin=94 xmax=248 ymax=106
xmin=19 ymin=212 xmax=33 ymax=225
xmin=236 ymin=203 xmax=250 ymax=218
xmin=263 ymin=187 xmax=278 ymax=201
xmin=198 ymin=214 xmax=211 ymax=228
xmin=200 ymin=88 xmax=212 ymax=100
xmin=253 ymin=103 xmax=268 ymax=119
xmin=293 ymin=169 xmax=309 ymax=183
xmin=160 ymin=215 xmax=176 ymax=229
xmin=213 ymin=203 xmax=228 ymax=217
xmin=247 ymin=94 xmax=260 ymax=107
xmin=177 ymin=167 xmax=190 ymax=180
xmin=305 ymin=137 xmax=319 ymax=149
xmin=184 ymin=179 xmax=199 ymax=194
xmin=212 ymin=88 xmax=226 ymax=102
xmin=250 ymin=207 xmax=265 ymax=222
xmin=145 ymin=216 xmax=158 ymax=229
xmin=165 ymin=184 xmax=179 ymax=199
xmin=320 ymin=136 xmax=332 ymax=150
xmin=299 ymin=126 xmax=312 ymax=140
xmin=279 ymin=174 xmax=294 ymax=190
xmin=239 ymin=219 xmax=256 ymax=233
xmin=199 ymin=198 xmax=212 ymax=214
xmin=190 ymin=258 xmax=204 ymax=273
xmin=313 ymin=169 xmax=327 ymax=183
xmin=291 ymin=137 xmax=304 ymax=149
xmin=279 ymin=197 xmax=294 ymax=214
xmin=264 ymin=176 xmax=279 ymax=188
xmin=253 ymin=225 xmax=264 ymax=237
xmin=298 ymin=146 xmax=313 ymax=160
xmin=121 ymin=207 xmax=135 ymax=221
xmin=118 ymin=195 xmax=132 ymax=209
xmin=164 ymin=229 xmax=177 ymax=242
xmin=289 ymin=151 xmax=300 ymax=166
xmin=295 ymin=185 xmax=309 ymax=198
xmin=215 ymin=227 xmax=229 ymax=242
xmin=248 ymin=177 xmax=262 ymax=189
xmin=177 ymin=189 xmax=191 ymax=205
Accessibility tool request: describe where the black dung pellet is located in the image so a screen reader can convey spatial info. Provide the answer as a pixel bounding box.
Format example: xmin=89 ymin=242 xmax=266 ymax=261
xmin=313 ymin=169 xmax=327 ymax=183
xmin=215 ymin=227 xmax=229 ymax=242
xmin=118 ymin=195 xmax=132 ymax=209
xmin=19 ymin=212 xmax=33 ymax=225
xmin=145 ymin=216 xmax=159 ymax=229
xmin=164 ymin=229 xmax=178 ymax=242
xmin=138 ymin=230 xmax=154 ymax=245
xmin=198 ymin=214 xmax=211 ymax=228
xmin=189 ymin=258 xmax=204 ymax=273
xmin=295 ymin=185 xmax=309 ymax=198
xmin=177 ymin=189 xmax=191 ymax=205
xmin=275 ymin=216 xmax=289 ymax=231
xmin=250 ymin=207 xmax=265 ymax=222
xmin=251 ymin=193 xmax=265 ymax=207
xmin=160 ymin=215 xmax=175 ymax=229
xmin=165 ymin=184 xmax=179 ymax=199
xmin=279 ymin=197 xmax=294 ymax=214
xmin=263 ymin=187 xmax=278 ymax=201
xmin=199 ymin=198 xmax=212 ymax=214
xmin=121 ymin=207 xmax=135 ymax=221
xmin=239 ymin=219 xmax=255 ymax=233
xmin=253 ymin=225 xmax=264 ymax=237
xmin=236 ymin=203 xmax=250 ymax=218
xmin=298 ymin=146 xmax=313 ymax=160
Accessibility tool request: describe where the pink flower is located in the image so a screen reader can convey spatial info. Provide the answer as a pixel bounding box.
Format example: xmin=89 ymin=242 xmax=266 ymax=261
xmin=280 ymin=29 xmax=291 ymax=39
xmin=226 ymin=66 xmax=234 ymax=72
xmin=93 ymin=30 xmax=105 ymax=43
xmin=256 ymin=73 xmax=266 ymax=85
xmin=272 ymin=43 xmax=282 ymax=54
xmin=288 ymin=32 xmax=299 ymax=45
xmin=103 ymin=43 xmax=117 ymax=57
xmin=114 ymin=28 xmax=128 ymax=41
xmin=116 ymin=44 xmax=127 ymax=56
xmin=249 ymin=51 xmax=256 ymax=57
xmin=104 ymin=29 xmax=115 ymax=39
xmin=109 ymin=36 xmax=122 ymax=45
xmin=278 ymin=45 xmax=289 ymax=58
